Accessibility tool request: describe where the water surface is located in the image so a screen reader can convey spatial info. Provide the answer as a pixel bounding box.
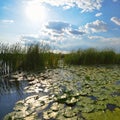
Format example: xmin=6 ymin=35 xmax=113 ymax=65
xmin=0 ymin=76 xmax=30 ymax=120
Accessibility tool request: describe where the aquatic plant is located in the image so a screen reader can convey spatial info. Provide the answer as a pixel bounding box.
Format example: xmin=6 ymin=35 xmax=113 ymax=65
xmin=0 ymin=42 xmax=60 ymax=73
xmin=64 ymin=48 xmax=120 ymax=65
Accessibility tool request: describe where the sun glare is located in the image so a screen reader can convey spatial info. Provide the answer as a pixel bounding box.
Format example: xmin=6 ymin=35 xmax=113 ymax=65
xmin=25 ymin=2 xmax=47 ymax=24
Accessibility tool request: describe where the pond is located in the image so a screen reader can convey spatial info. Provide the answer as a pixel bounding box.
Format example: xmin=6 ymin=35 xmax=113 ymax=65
xmin=1 ymin=65 xmax=120 ymax=120
xmin=0 ymin=76 xmax=30 ymax=120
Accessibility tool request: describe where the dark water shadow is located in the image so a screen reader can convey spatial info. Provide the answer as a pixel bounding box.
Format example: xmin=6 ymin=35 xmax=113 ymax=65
xmin=0 ymin=76 xmax=31 ymax=120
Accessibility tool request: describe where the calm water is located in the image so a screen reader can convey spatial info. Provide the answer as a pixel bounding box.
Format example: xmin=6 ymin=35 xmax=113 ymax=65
xmin=0 ymin=76 xmax=30 ymax=120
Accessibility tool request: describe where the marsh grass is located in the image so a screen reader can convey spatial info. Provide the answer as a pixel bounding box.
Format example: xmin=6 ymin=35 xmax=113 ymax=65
xmin=0 ymin=43 xmax=24 ymax=72
xmin=0 ymin=43 xmax=59 ymax=73
xmin=64 ymin=48 xmax=120 ymax=65
xmin=1 ymin=42 xmax=120 ymax=73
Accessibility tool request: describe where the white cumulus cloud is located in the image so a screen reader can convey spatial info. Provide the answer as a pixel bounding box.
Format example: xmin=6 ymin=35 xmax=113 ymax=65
xmin=44 ymin=21 xmax=86 ymax=36
xmin=45 ymin=21 xmax=71 ymax=33
xmin=111 ymin=17 xmax=120 ymax=26
xmin=24 ymin=0 xmax=103 ymax=12
xmin=95 ymin=12 xmax=102 ymax=17
xmin=20 ymin=21 xmax=87 ymax=51
xmin=85 ymin=20 xmax=107 ymax=33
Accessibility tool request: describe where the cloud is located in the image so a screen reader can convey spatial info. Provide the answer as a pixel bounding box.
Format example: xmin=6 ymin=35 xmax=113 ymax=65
xmin=45 ymin=21 xmax=71 ymax=34
xmin=44 ymin=21 xmax=86 ymax=37
xmin=21 ymin=20 xmax=120 ymax=52
xmin=111 ymin=17 xmax=120 ymax=26
xmin=24 ymin=0 xmax=103 ymax=12
xmin=20 ymin=33 xmax=120 ymax=52
xmin=20 ymin=21 xmax=87 ymax=51
xmin=0 ymin=19 xmax=14 ymax=24
xmin=85 ymin=20 xmax=108 ymax=33
xmin=95 ymin=12 xmax=102 ymax=17
xmin=113 ymin=0 xmax=118 ymax=2
xmin=20 ymin=34 xmax=40 ymax=45
xmin=88 ymin=35 xmax=102 ymax=40
xmin=88 ymin=35 xmax=120 ymax=49
xmin=76 ymin=0 xmax=103 ymax=12
xmin=68 ymin=29 xmax=86 ymax=36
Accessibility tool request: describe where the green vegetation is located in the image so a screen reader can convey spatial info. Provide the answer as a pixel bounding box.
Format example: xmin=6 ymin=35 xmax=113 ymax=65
xmin=1 ymin=43 xmax=120 ymax=72
xmin=0 ymin=43 xmax=59 ymax=72
xmin=64 ymin=48 xmax=120 ymax=65
xmin=3 ymin=65 xmax=120 ymax=119
xmin=82 ymin=108 xmax=120 ymax=120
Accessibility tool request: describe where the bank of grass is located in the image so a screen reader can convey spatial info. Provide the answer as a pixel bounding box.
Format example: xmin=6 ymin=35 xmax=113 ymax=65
xmin=0 ymin=43 xmax=60 ymax=72
xmin=1 ymin=43 xmax=120 ymax=72
xmin=64 ymin=48 xmax=120 ymax=65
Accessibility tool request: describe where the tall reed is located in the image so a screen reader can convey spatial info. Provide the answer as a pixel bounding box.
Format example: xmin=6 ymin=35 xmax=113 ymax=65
xmin=0 ymin=43 xmax=59 ymax=73
xmin=64 ymin=48 xmax=120 ymax=65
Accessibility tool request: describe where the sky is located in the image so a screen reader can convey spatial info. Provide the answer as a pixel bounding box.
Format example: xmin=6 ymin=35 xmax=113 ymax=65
xmin=0 ymin=0 xmax=120 ymax=52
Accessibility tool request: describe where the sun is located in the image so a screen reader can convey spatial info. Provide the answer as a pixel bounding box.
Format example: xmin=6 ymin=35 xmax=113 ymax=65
xmin=25 ymin=2 xmax=47 ymax=24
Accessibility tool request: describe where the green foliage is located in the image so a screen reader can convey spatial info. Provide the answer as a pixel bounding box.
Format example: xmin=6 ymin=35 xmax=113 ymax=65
xmin=64 ymin=48 xmax=120 ymax=65
xmin=82 ymin=108 xmax=120 ymax=120
xmin=0 ymin=43 xmax=25 ymax=71
xmin=0 ymin=43 xmax=60 ymax=72
xmin=44 ymin=52 xmax=59 ymax=68
xmin=23 ymin=44 xmax=44 ymax=71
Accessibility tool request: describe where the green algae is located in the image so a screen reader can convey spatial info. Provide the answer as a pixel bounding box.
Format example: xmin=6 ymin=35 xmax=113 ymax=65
xmin=83 ymin=108 xmax=120 ymax=120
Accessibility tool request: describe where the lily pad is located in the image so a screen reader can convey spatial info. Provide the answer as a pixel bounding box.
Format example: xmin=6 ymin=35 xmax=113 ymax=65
xmin=65 ymin=97 xmax=78 ymax=106
xmin=50 ymin=102 xmax=59 ymax=111
xmin=56 ymin=94 xmax=67 ymax=103
xmin=43 ymin=110 xmax=58 ymax=119
xmin=63 ymin=107 xmax=77 ymax=118
xmin=82 ymin=108 xmax=120 ymax=120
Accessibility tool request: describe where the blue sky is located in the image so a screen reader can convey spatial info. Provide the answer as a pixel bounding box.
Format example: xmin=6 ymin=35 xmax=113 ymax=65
xmin=0 ymin=0 xmax=120 ymax=52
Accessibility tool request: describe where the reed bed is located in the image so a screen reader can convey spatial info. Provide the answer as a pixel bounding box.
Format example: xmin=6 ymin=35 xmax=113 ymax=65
xmin=1 ymin=42 xmax=120 ymax=73
xmin=0 ymin=43 xmax=59 ymax=73
xmin=64 ymin=48 xmax=120 ymax=65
